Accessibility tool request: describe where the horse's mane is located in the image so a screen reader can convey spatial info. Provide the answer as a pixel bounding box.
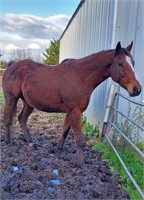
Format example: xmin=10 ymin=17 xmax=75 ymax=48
xmin=61 ymin=59 xmax=69 ymax=63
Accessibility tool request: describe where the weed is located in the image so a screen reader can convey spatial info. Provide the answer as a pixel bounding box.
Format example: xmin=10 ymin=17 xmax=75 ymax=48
xmin=82 ymin=116 xmax=99 ymax=138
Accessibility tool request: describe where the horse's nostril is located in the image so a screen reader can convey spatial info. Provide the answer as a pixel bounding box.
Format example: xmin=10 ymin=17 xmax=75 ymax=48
xmin=133 ymin=87 xmax=141 ymax=96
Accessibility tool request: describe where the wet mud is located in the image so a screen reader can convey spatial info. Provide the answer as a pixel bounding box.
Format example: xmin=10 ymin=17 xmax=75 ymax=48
xmin=0 ymin=104 xmax=129 ymax=200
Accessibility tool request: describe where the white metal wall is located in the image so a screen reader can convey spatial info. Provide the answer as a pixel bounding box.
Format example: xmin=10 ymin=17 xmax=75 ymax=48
xmin=60 ymin=0 xmax=144 ymax=131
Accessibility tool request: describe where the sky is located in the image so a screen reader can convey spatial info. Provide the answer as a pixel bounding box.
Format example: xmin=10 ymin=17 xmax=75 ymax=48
xmin=0 ymin=0 xmax=80 ymax=60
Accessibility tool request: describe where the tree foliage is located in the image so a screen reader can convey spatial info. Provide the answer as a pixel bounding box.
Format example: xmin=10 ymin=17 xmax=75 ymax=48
xmin=43 ymin=39 xmax=60 ymax=65
xmin=0 ymin=61 xmax=7 ymax=69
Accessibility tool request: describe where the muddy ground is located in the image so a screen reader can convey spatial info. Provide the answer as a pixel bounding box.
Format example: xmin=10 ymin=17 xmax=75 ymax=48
xmin=0 ymin=100 xmax=129 ymax=200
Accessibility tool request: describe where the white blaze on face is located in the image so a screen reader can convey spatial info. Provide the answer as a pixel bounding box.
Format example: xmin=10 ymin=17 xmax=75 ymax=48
xmin=125 ymin=55 xmax=138 ymax=80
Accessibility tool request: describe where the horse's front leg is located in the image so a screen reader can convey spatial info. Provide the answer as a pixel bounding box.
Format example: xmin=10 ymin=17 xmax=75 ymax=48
xmin=57 ymin=114 xmax=70 ymax=151
xmin=69 ymin=107 xmax=85 ymax=166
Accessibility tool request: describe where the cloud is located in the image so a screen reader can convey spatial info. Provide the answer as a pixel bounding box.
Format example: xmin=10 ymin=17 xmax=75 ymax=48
xmin=5 ymin=43 xmax=19 ymax=50
xmin=28 ymin=43 xmax=40 ymax=49
xmin=0 ymin=13 xmax=70 ymax=58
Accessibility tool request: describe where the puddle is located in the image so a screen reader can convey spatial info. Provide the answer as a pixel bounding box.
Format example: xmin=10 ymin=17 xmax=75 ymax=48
xmin=10 ymin=166 xmax=19 ymax=172
xmin=50 ymin=179 xmax=62 ymax=185
xmin=53 ymin=169 xmax=59 ymax=175
xmin=53 ymin=169 xmax=65 ymax=178
xmin=47 ymin=187 xmax=55 ymax=192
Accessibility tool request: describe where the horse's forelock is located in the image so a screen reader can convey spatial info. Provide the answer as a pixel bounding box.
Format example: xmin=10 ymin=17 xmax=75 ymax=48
xmin=119 ymin=48 xmax=129 ymax=56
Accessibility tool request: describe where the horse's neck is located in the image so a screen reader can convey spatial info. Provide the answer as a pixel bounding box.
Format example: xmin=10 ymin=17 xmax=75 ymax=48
xmin=78 ymin=50 xmax=115 ymax=89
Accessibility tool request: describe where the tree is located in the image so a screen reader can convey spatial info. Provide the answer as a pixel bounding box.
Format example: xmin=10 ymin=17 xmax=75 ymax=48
xmin=0 ymin=60 xmax=7 ymax=69
xmin=9 ymin=48 xmax=32 ymax=61
xmin=7 ymin=48 xmax=43 ymax=63
xmin=43 ymin=39 xmax=60 ymax=65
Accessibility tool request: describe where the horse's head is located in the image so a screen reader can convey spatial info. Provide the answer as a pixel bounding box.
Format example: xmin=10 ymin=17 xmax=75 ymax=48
xmin=110 ymin=42 xmax=141 ymax=96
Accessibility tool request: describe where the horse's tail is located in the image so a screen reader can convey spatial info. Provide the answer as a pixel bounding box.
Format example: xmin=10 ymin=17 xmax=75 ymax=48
xmin=3 ymin=60 xmax=18 ymax=129
xmin=6 ymin=60 xmax=16 ymax=68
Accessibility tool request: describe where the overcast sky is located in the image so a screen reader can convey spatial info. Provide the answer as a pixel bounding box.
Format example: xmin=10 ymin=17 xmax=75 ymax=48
xmin=0 ymin=0 xmax=80 ymax=60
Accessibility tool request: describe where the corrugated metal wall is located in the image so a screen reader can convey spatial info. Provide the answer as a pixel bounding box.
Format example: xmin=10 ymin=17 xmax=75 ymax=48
xmin=60 ymin=0 xmax=144 ymax=131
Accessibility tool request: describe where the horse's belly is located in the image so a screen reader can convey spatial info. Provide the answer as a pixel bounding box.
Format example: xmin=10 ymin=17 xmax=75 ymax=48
xmin=33 ymin=101 xmax=66 ymax=113
xmin=23 ymin=90 xmax=66 ymax=113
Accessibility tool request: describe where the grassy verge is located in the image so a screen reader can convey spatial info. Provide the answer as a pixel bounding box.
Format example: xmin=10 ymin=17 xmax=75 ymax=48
xmin=93 ymin=142 xmax=144 ymax=200
xmin=82 ymin=116 xmax=144 ymax=200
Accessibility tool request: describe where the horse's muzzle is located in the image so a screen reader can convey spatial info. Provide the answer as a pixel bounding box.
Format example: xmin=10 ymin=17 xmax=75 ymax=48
xmin=130 ymin=86 xmax=141 ymax=97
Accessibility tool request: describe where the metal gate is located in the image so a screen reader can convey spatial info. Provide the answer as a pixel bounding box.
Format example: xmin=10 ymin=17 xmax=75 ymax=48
xmin=100 ymin=85 xmax=144 ymax=199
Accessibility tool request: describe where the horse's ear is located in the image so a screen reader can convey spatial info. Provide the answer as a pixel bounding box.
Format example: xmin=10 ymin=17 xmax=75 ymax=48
xmin=126 ymin=41 xmax=133 ymax=52
xmin=115 ymin=41 xmax=121 ymax=55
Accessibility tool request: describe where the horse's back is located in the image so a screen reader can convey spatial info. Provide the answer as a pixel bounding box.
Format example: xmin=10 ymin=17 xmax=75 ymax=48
xmin=2 ymin=59 xmax=65 ymax=104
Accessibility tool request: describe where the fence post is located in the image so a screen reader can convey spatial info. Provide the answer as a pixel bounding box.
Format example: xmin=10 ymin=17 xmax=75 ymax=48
xmin=99 ymin=85 xmax=116 ymax=141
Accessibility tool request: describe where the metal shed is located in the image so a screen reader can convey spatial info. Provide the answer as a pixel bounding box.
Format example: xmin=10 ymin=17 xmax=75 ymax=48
xmin=60 ymin=0 xmax=144 ymax=132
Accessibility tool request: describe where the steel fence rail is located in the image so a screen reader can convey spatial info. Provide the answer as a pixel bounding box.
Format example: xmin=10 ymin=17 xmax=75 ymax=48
xmin=108 ymin=120 xmax=144 ymax=159
xmin=112 ymin=106 xmax=144 ymax=131
xmin=116 ymin=92 xmax=144 ymax=107
xmin=105 ymin=133 xmax=144 ymax=199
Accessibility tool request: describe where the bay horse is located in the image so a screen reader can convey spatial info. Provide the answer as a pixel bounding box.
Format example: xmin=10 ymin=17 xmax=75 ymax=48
xmin=2 ymin=42 xmax=141 ymax=165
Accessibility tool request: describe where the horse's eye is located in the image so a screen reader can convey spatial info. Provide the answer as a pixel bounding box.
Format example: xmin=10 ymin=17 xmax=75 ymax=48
xmin=118 ymin=63 xmax=123 ymax=67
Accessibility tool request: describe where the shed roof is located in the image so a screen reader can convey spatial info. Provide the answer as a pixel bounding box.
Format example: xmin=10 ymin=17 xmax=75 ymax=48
xmin=60 ymin=0 xmax=85 ymax=40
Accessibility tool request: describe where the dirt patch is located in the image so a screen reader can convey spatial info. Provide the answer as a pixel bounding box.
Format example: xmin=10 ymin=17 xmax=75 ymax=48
xmin=0 ymin=102 xmax=129 ymax=200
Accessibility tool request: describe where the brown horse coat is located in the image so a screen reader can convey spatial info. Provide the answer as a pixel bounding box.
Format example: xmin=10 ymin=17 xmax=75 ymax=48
xmin=2 ymin=42 xmax=141 ymax=165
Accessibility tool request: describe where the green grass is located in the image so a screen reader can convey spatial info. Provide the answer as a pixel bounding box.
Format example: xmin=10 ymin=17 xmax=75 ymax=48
xmin=0 ymin=90 xmax=5 ymax=104
xmin=93 ymin=141 xmax=144 ymax=200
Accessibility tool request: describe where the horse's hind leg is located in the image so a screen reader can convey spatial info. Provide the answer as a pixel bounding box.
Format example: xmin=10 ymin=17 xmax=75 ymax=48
xmin=57 ymin=114 xmax=70 ymax=151
xmin=69 ymin=108 xmax=84 ymax=166
xmin=18 ymin=100 xmax=34 ymax=143
xmin=4 ymin=95 xmax=18 ymax=144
